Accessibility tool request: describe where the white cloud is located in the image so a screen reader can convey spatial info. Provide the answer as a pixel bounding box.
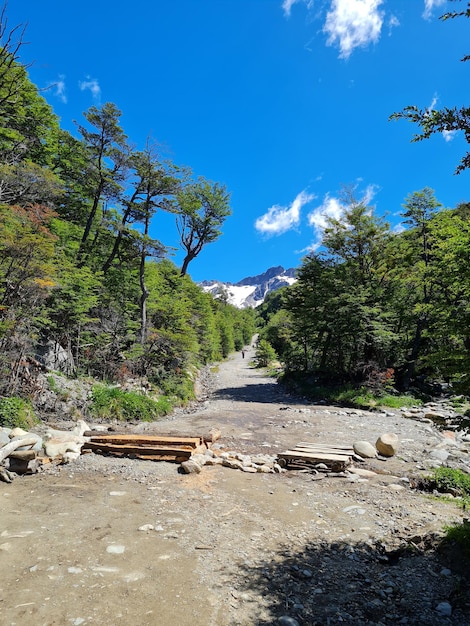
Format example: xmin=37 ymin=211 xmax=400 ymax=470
xmin=427 ymin=93 xmax=438 ymax=113
xmin=306 ymin=184 xmax=378 ymax=248
xmin=255 ymin=190 xmax=315 ymax=236
xmin=53 ymin=75 xmax=67 ymax=103
xmin=423 ymin=0 xmax=446 ymax=20
xmin=307 ymin=194 xmax=345 ymax=239
xmin=443 ymin=130 xmax=457 ymax=142
xmin=425 ymin=94 xmax=457 ymax=142
xmin=392 ymin=222 xmax=406 ymax=234
xmin=323 ymin=0 xmax=384 ymax=59
xmin=79 ymin=77 xmax=101 ymax=103
xmin=361 ymin=183 xmax=379 ymax=205
xmin=282 ymin=0 xmax=313 ymax=18
xmin=388 ymin=14 xmax=400 ymax=33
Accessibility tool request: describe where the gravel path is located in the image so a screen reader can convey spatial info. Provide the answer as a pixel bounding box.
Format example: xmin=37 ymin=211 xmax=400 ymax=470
xmin=1 ymin=343 xmax=469 ymax=625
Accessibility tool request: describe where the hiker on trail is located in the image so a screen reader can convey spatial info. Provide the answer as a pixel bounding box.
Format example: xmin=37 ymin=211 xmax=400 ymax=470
xmin=242 ymin=349 xmax=245 ymax=359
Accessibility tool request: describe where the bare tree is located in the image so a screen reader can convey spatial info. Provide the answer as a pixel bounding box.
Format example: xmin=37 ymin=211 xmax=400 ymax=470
xmin=0 ymin=2 xmax=29 ymax=109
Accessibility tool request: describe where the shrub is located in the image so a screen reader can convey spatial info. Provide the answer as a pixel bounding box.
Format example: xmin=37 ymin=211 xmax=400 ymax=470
xmin=442 ymin=520 xmax=470 ymax=559
xmin=90 ymin=385 xmax=173 ymax=422
xmin=0 ymin=396 xmax=39 ymax=430
xmin=254 ymin=339 xmax=277 ymax=368
xmin=431 ymin=467 xmax=470 ymax=498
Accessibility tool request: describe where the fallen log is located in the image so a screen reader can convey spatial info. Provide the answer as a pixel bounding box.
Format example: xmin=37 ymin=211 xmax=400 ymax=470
xmin=0 ymin=436 xmax=39 ymax=464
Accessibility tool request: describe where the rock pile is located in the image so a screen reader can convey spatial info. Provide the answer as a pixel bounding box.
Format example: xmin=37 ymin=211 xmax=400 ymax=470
xmin=181 ymin=449 xmax=284 ymax=474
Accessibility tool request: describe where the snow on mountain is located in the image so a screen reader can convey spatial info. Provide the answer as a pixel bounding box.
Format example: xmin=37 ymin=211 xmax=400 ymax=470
xmin=200 ymin=266 xmax=297 ymax=309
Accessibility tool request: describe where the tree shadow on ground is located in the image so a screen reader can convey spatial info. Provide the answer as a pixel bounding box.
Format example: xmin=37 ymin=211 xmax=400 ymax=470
xmin=212 ymin=383 xmax=289 ymax=404
xmin=231 ymin=535 xmax=470 ymax=626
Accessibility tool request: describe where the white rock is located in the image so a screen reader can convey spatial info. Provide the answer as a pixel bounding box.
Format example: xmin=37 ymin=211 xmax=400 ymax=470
xmin=9 ymin=427 xmax=29 ymax=438
xmin=353 ymin=441 xmax=377 ymax=458
xmin=180 ymin=459 xmax=201 ymax=474
xmin=106 ymin=544 xmax=125 ymax=554
xmin=348 ymin=467 xmax=377 ymax=477
xmin=429 ymin=449 xmax=449 ymax=462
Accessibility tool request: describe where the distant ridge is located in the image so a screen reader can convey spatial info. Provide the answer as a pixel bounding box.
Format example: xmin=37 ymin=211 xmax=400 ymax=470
xmin=200 ymin=266 xmax=297 ymax=308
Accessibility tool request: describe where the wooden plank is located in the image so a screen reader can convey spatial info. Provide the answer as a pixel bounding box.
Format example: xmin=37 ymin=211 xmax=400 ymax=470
xmin=94 ymin=450 xmax=188 ymax=462
xmin=82 ymin=441 xmax=192 ymax=459
xmin=278 ymin=450 xmax=351 ymax=462
xmin=294 ymin=445 xmax=353 ymax=454
xmin=88 ymin=434 xmax=203 ymax=448
xmin=296 ymin=442 xmax=354 ymax=451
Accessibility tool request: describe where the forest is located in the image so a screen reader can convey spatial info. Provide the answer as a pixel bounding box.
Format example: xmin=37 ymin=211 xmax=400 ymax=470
xmin=0 ymin=7 xmax=255 ymax=420
xmin=1 ymin=4 xmax=470 ymax=427
xmin=257 ymin=187 xmax=470 ymax=398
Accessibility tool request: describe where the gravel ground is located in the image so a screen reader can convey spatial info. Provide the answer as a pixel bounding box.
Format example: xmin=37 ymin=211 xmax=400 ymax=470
xmin=1 ymin=343 xmax=469 ymax=626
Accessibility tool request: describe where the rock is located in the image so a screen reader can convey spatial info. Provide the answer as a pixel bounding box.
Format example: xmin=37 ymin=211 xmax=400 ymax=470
xmin=62 ymin=451 xmax=81 ymax=463
xmin=9 ymin=427 xmax=29 ymax=438
xmin=0 ymin=430 xmax=10 ymax=445
xmin=180 ymin=460 xmax=202 ymax=474
xmin=278 ymin=617 xmax=300 ymax=626
xmin=353 ymin=441 xmax=377 ymax=458
xmin=429 ymin=449 xmax=449 ymax=463
xmin=191 ymin=454 xmax=208 ymax=467
xmin=348 ymin=467 xmax=377 ymax=477
xmin=435 ymin=601 xmax=452 ymax=617
xmin=205 ymin=457 xmax=223 ymax=466
xmin=222 ymin=458 xmax=243 ymax=470
xmin=138 ymin=524 xmax=155 ymax=532
xmin=376 ymin=433 xmax=399 ymax=457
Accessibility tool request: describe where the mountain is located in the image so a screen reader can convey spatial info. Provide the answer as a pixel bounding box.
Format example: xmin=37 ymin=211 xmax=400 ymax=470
xmin=200 ymin=266 xmax=297 ymax=308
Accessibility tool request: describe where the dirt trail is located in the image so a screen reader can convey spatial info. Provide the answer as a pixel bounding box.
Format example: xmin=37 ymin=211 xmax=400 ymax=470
xmin=0 ymin=344 xmax=468 ymax=625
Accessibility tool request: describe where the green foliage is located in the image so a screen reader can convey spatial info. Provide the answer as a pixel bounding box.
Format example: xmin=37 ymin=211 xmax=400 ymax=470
xmin=430 ymin=467 xmax=470 ymax=498
xmin=254 ymin=339 xmax=277 ymax=368
xmin=90 ymin=385 xmax=172 ymax=422
xmin=269 ymin=185 xmax=470 ymax=393
xmin=280 ymin=372 xmax=420 ymax=409
xmin=390 ymin=5 xmax=470 ymax=174
xmin=0 ymin=396 xmax=39 ymax=430
xmin=176 ymin=178 xmax=231 ymax=277
xmin=442 ymin=520 xmax=470 ymax=559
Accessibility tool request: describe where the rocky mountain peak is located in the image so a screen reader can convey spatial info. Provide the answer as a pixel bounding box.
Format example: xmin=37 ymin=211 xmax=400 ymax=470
xmin=200 ymin=266 xmax=297 ymax=308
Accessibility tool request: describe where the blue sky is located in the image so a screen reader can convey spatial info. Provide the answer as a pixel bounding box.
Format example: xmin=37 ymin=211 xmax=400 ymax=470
xmin=8 ymin=0 xmax=470 ymax=283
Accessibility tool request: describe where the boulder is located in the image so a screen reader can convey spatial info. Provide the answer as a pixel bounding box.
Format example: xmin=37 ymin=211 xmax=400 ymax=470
xmin=180 ymin=459 xmax=202 ymax=474
xmin=353 ymin=441 xmax=377 ymax=458
xmin=9 ymin=427 xmax=30 ymax=438
xmin=376 ymin=433 xmax=399 ymax=457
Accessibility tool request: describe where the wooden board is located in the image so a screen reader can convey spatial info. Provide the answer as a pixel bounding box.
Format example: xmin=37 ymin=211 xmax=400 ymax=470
xmin=87 ymin=434 xmax=203 ymax=448
xmin=293 ymin=447 xmax=353 ymax=456
xmin=278 ymin=450 xmax=351 ymax=462
xmin=83 ymin=441 xmax=193 ymax=458
xmin=296 ymin=442 xmax=354 ymax=452
xmin=92 ymin=450 xmax=189 ymax=462
xmin=278 ymin=441 xmax=353 ymax=472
